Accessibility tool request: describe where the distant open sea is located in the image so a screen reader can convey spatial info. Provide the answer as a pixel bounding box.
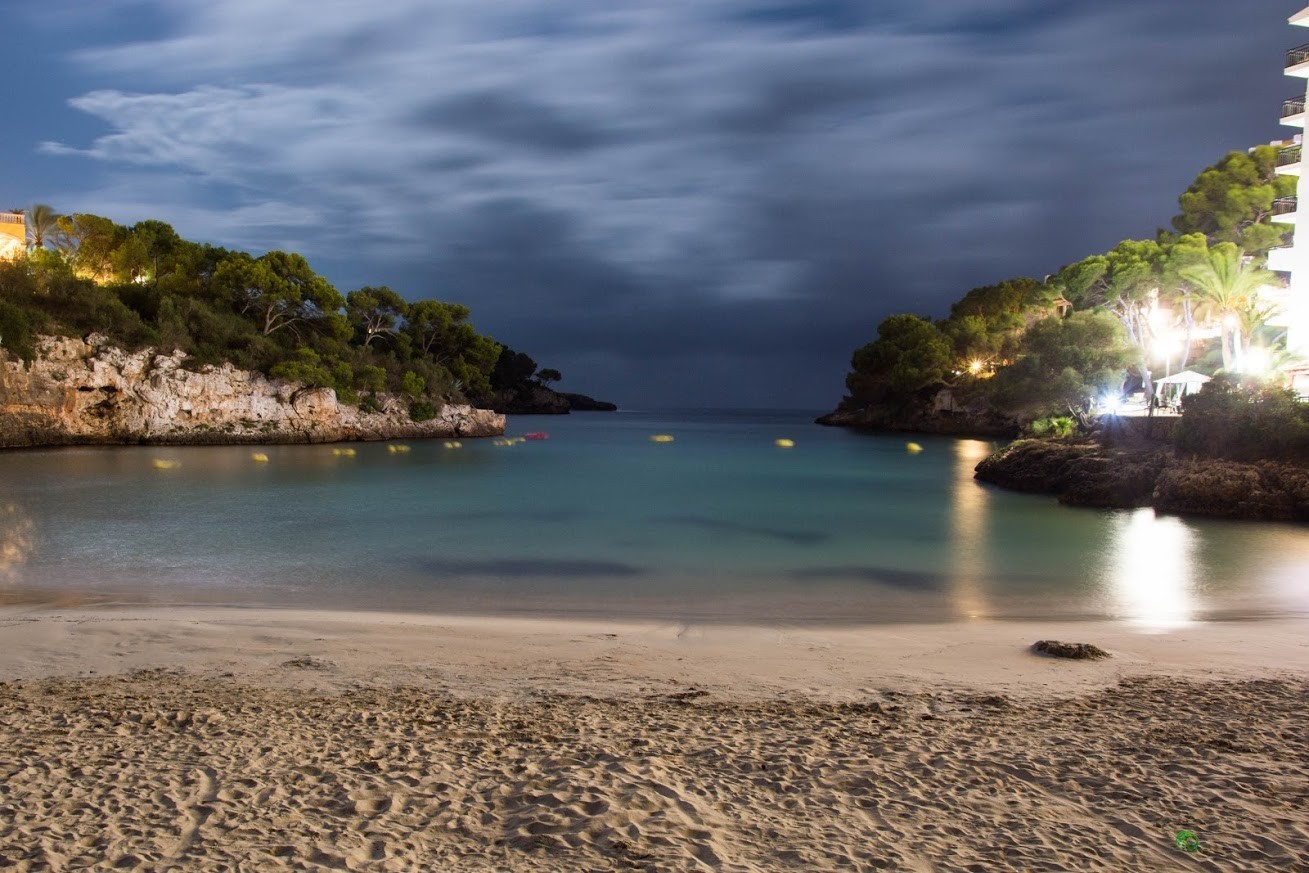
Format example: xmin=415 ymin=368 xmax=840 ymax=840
xmin=2 ymin=408 xmax=1306 ymax=625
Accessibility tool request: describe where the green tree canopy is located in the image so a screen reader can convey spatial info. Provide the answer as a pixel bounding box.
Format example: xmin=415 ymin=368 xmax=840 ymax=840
xmin=406 ymin=300 xmax=471 ymax=357
xmin=1170 ymin=145 xmax=1294 ymax=255
xmin=939 ymin=277 xmax=1052 ymax=367
xmin=1177 ymin=241 xmax=1278 ymax=371
xmin=847 ymin=314 xmax=953 ymax=397
xmin=491 ymin=347 xmax=539 ymax=391
xmin=947 ymin=276 xmax=1047 ymax=328
xmin=989 ymin=311 xmax=1133 ymax=417
xmin=346 ymin=285 xmax=408 ymax=347
xmin=214 ymin=250 xmax=345 ymax=338
xmin=54 ymin=213 xmax=124 ymax=281
xmin=939 ymin=314 xmax=1000 ymax=364
xmin=23 ymin=204 xmax=61 ymax=252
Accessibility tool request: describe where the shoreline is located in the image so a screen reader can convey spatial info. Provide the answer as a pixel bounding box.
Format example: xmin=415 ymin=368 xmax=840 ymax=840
xmin=3 ymin=605 xmax=1305 ymax=697
xmin=2 ymin=605 xmax=1306 ymax=870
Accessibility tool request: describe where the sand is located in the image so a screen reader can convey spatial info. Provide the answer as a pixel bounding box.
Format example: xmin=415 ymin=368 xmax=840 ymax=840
xmin=0 ymin=607 xmax=1306 ymax=871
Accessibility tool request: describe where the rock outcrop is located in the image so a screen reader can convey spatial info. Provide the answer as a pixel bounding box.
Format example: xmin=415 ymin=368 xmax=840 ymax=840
xmin=817 ymin=386 xmax=1020 ymax=438
xmin=975 ymin=438 xmax=1309 ymax=522
xmin=1152 ymin=459 xmax=1309 ymax=522
xmin=0 ymin=335 xmax=504 ymax=448
xmin=488 ymin=384 xmax=571 ymax=415
xmin=488 ymin=386 xmax=618 ymax=415
xmin=1030 ymin=640 xmax=1110 ymax=660
xmin=973 ymin=439 xmax=1167 ymax=509
xmin=561 ymin=392 xmax=618 ymax=412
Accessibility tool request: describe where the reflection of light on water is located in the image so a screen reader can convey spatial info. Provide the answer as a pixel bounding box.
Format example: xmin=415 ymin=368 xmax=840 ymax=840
xmin=949 ymin=440 xmax=993 ymax=619
xmin=1108 ymin=508 xmax=1197 ymax=629
xmin=0 ymin=502 xmax=35 ymax=584
xmin=1259 ymin=540 xmax=1309 ymax=616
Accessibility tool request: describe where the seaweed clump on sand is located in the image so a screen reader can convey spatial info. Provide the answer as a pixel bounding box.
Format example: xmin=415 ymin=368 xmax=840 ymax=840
xmin=1030 ymin=640 xmax=1110 ymax=660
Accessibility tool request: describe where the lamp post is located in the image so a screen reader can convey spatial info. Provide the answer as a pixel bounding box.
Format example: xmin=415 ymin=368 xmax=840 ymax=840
xmin=1154 ymin=331 xmax=1183 ymax=379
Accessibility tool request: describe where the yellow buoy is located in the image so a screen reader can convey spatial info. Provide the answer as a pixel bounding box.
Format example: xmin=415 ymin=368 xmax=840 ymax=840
xmin=443 ymin=441 xmax=463 ymax=449
xmin=906 ymin=442 xmax=923 ymax=454
xmin=151 ymin=459 xmax=180 ymax=470
xmin=250 ymin=452 xmax=269 ymax=463
xmin=650 ymin=434 xmax=675 ymax=443
xmin=388 ymin=444 xmax=411 ymax=453
xmin=774 ymin=438 xmax=795 ymax=448
xmin=332 ymin=447 xmax=357 ymax=457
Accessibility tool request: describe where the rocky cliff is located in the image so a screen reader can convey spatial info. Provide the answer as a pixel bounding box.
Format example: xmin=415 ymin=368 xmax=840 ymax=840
xmin=975 ymin=439 xmax=1309 ymax=523
xmin=0 ymin=335 xmax=504 ymax=448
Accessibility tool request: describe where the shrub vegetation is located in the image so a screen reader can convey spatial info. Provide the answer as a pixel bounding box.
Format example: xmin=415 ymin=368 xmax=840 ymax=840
xmin=0 ymin=209 xmax=559 ymax=409
xmin=1175 ymin=376 xmax=1309 ymax=462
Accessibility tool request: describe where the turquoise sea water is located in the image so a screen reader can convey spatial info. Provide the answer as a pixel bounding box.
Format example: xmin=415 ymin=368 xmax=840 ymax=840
xmin=1 ymin=408 xmax=1307 ymax=625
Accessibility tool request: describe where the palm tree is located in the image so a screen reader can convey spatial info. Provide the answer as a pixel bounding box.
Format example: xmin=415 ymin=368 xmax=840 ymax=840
xmin=1234 ymin=299 xmax=1280 ymax=371
xmin=24 ymin=203 xmax=61 ymax=252
xmin=1178 ymin=242 xmax=1278 ymax=371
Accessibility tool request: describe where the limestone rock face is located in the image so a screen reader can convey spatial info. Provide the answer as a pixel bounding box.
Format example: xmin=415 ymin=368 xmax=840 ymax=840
xmin=974 ymin=437 xmax=1309 ymax=522
xmin=0 ymin=335 xmax=504 ymax=448
xmin=974 ymin=439 xmax=1165 ymax=509
xmin=1153 ymin=460 xmax=1309 ymax=522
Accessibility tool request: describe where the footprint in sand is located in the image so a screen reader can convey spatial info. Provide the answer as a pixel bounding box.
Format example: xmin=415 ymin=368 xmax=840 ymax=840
xmin=349 ymin=790 xmax=394 ymax=817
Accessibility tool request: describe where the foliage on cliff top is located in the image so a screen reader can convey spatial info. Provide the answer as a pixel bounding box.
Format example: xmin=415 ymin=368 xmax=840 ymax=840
xmin=836 ymin=146 xmax=1294 ymax=424
xmin=0 ymin=211 xmax=558 ymax=409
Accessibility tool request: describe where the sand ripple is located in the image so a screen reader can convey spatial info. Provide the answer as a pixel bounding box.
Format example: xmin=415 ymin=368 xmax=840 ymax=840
xmin=0 ymin=673 xmax=1305 ymax=871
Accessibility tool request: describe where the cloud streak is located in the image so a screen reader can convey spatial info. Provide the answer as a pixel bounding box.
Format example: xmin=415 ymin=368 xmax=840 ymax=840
xmin=26 ymin=0 xmax=1292 ymax=406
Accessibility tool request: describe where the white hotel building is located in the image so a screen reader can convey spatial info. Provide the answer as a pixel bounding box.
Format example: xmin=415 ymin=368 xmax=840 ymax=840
xmin=1270 ymin=6 xmax=1309 ymax=393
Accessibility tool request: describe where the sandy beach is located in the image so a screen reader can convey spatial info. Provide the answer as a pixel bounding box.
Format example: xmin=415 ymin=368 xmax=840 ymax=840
xmin=0 ymin=607 xmax=1306 ymax=871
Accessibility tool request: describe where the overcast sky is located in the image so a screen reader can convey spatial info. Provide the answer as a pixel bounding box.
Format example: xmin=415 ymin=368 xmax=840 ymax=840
xmin=1 ymin=1 xmax=1299 ymax=409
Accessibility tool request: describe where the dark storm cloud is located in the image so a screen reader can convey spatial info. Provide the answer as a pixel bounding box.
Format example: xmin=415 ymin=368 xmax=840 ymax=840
xmin=412 ymin=91 xmax=617 ymax=154
xmin=20 ymin=0 xmax=1296 ymax=406
xmin=726 ymin=1 xmax=872 ymax=33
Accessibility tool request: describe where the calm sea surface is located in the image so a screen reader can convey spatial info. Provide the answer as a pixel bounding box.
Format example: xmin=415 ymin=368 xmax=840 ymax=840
xmin=1 ymin=408 xmax=1307 ymax=625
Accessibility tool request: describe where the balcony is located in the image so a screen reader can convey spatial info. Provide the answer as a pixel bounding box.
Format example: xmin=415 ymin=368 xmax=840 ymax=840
xmin=1278 ymin=145 xmax=1304 ymax=176
xmin=0 ymin=213 xmax=23 ymax=226
xmin=1273 ymin=196 xmax=1299 ymax=223
xmin=1267 ymin=245 xmax=1297 ymax=272
xmin=1282 ymin=96 xmax=1306 ymax=128
xmin=1287 ymin=42 xmax=1309 ymax=77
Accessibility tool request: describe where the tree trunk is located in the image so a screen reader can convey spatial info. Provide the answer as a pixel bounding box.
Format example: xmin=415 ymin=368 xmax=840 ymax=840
xmin=1180 ymin=295 xmax=1194 ymax=370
